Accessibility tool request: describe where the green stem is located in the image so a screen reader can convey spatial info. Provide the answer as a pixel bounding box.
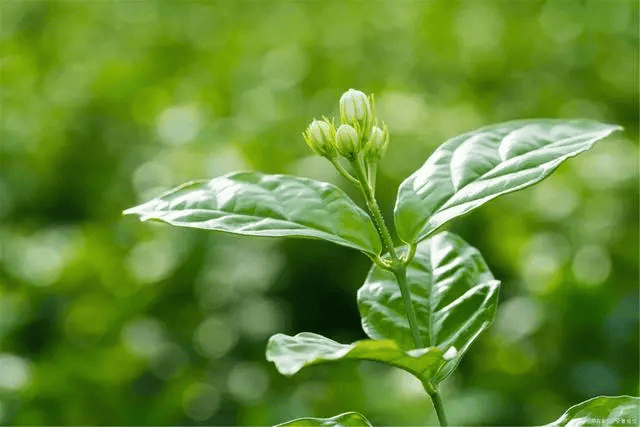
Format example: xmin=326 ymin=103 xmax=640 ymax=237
xmin=349 ymin=157 xmax=398 ymax=263
xmin=429 ymin=391 xmax=448 ymax=426
xmin=330 ymin=158 xmax=360 ymax=187
xmin=349 ymin=157 xmax=423 ymax=348
xmin=350 ymin=155 xmax=448 ymax=426
xmin=391 ymin=265 xmax=424 ymax=348
xmin=365 ymin=157 xmax=378 ymax=193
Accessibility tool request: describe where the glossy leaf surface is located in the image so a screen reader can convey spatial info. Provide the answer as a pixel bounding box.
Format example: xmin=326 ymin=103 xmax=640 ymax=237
xmin=358 ymin=232 xmax=500 ymax=384
xmin=395 ymin=119 xmax=621 ymax=243
xmin=275 ymin=412 xmax=373 ymax=427
xmin=124 ymin=172 xmax=381 ymax=256
xmin=266 ymin=332 xmax=445 ymax=392
xmin=543 ymin=396 xmax=639 ymax=427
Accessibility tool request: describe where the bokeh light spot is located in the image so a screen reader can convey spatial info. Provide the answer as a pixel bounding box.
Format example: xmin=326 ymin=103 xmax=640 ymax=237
xmin=203 ymin=242 xmax=285 ymax=294
xmin=125 ymin=237 xmax=179 ymax=284
xmin=239 ymin=298 xmax=282 ymax=339
xmin=0 ymin=354 xmax=32 ymax=391
xmin=227 ymin=362 xmax=270 ymax=403
xmin=194 ymin=317 xmax=238 ymax=359
xmin=156 ymin=105 xmax=202 ymax=145
xmin=572 ymin=245 xmax=612 ymax=287
xmin=533 ymin=178 xmax=579 ymax=221
xmin=5 ymin=228 xmax=80 ymax=287
xmin=495 ymin=296 xmax=545 ymax=342
xmin=519 ymin=233 xmax=570 ymax=294
xmin=121 ymin=317 xmax=166 ymax=359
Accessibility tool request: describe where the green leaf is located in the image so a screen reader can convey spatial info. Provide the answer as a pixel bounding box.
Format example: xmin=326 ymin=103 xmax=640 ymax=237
xmin=275 ymin=412 xmax=373 ymax=427
xmin=358 ymin=231 xmax=500 ymax=384
xmin=124 ymin=172 xmax=381 ymax=256
xmin=394 ymin=119 xmax=621 ymax=244
xmin=266 ymin=332 xmax=445 ymax=393
xmin=543 ymin=396 xmax=639 ymax=427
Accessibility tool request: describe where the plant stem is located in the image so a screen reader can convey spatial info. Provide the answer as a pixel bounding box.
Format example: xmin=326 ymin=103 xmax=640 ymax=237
xmin=349 ymin=157 xmax=424 ymax=348
xmin=390 ymin=265 xmax=424 ymax=348
xmin=367 ymin=160 xmax=378 ymax=192
xmin=429 ymin=391 xmax=448 ymax=426
xmin=350 ymin=159 xmax=397 ymax=259
xmin=350 ymin=156 xmax=448 ymax=426
xmin=330 ymin=158 xmax=360 ymax=187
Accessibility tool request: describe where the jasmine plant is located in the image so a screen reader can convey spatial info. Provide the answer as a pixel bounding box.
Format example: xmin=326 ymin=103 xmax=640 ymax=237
xmin=125 ymin=89 xmax=638 ymax=426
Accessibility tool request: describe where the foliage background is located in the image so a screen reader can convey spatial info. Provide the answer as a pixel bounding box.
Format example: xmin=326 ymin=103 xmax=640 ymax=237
xmin=1 ymin=0 xmax=638 ymax=425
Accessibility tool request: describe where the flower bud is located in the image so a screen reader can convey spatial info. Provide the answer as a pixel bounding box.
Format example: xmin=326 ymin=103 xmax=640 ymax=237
xmin=335 ymin=124 xmax=359 ymax=158
xmin=364 ymin=124 xmax=389 ymax=160
xmin=339 ymin=89 xmax=373 ymax=142
xmin=303 ymin=119 xmax=337 ymax=158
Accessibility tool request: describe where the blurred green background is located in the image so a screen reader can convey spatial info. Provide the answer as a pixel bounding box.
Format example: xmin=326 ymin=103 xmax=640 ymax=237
xmin=1 ymin=0 xmax=638 ymax=425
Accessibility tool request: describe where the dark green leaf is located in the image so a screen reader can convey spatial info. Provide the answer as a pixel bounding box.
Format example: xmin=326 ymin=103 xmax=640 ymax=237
xmin=266 ymin=332 xmax=445 ymax=392
xmin=358 ymin=232 xmax=500 ymax=384
xmin=543 ymin=395 xmax=639 ymax=427
xmin=124 ymin=172 xmax=381 ymax=256
xmin=275 ymin=412 xmax=373 ymax=427
xmin=395 ymin=119 xmax=621 ymax=244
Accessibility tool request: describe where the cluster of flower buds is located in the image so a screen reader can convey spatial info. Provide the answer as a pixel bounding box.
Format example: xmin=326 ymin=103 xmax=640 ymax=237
xmin=303 ymin=89 xmax=389 ymax=161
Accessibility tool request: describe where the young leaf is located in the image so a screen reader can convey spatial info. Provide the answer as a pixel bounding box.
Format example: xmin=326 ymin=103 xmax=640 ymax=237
xmin=124 ymin=172 xmax=381 ymax=256
xmin=266 ymin=332 xmax=445 ymax=393
xmin=542 ymin=395 xmax=639 ymax=427
xmin=358 ymin=232 xmax=500 ymax=385
xmin=275 ymin=412 xmax=373 ymax=427
xmin=394 ymin=119 xmax=621 ymax=244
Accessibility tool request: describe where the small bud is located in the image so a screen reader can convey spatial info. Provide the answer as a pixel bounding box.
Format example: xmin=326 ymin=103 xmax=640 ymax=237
xmin=335 ymin=124 xmax=359 ymax=158
xmin=364 ymin=123 xmax=389 ymax=160
xmin=339 ymin=89 xmax=373 ymax=143
xmin=303 ymin=119 xmax=337 ymax=158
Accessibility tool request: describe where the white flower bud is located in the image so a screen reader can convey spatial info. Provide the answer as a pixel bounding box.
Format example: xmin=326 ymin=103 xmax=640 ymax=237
xmin=335 ymin=124 xmax=359 ymax=158
xmin=364 ymin=124 xmax=389 ymax=160
xmin=339 ymin=89 xmax=373 ymax=142
xmin=303 ymin=119 xmax=337 ymax=158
